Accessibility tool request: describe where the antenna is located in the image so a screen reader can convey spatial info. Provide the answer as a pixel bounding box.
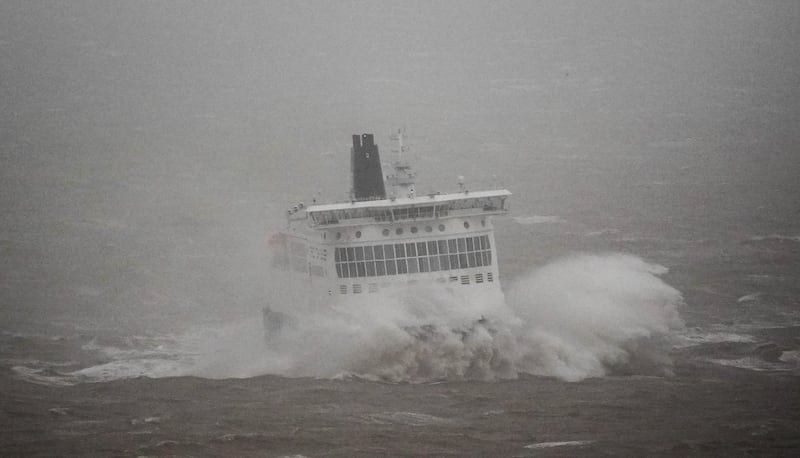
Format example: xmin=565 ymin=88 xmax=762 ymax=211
xmin=386 ymin=128 xmax=416 ymax=198
xmin=389 ymin=127 xmax=408 ymax=161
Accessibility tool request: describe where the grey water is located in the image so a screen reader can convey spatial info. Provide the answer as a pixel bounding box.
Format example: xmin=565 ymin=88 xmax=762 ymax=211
xmin=1 ymin=1 xmax=799 ymax=455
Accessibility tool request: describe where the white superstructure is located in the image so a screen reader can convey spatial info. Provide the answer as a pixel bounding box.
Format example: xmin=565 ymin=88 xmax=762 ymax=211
xmin=268 ymin=132 xmax=510 ymax=311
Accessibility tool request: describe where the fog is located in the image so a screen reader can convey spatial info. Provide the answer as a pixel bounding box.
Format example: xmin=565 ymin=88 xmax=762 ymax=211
xmin=1 ymin=1 xmax=798 ymax=333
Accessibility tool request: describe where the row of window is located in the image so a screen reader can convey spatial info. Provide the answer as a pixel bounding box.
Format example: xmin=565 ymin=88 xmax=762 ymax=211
xmin=338 ymin=272 xmax=494 ymax=294
xmin=332 ymin=220 xmax=485 ymax=240
xmin=310 ymin=195 xmax=506 ymax=226
xmin=334 ymin=236 xmax=492 ymax=278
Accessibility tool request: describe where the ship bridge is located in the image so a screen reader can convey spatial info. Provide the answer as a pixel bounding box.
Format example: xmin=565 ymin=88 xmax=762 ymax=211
xmin=305 ymin=189 xmax=510 ymax=228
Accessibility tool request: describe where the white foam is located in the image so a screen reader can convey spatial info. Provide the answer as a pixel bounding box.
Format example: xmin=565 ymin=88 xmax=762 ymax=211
xmin=11 ymin=366 xmax=74 ymax=386
xmin=11 ymin=332 xmax=196 ymax=386
xmin=737 ymin=293 xmax=763 ymax=303
xmin=584 ymin=228 xmax=620 ymax=237
xmin=182 ymin=253 xmax=684 ymax=382
xmin=674 ymin=328 xmax=756 ymax=348
xmin=12 ymin=253 xmax=687 ymax=384
xmin=779 ymin=350 xmax=800 ymax=364
xmin=360 ymin=411 xmax=452 ymax=426
xmin=69 ymin=357 xmax=187 ymax=382
xmin=524 ymin=440 xmax=594 ymax=449
xmin=706 ymin=357 xmax=797 ymax=373
xmin=505 ymin=254 xmax=683 ymax=381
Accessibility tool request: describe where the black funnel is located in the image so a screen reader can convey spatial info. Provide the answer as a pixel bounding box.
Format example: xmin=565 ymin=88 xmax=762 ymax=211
xmin=351 ymin=133 xmax=386 ymax=200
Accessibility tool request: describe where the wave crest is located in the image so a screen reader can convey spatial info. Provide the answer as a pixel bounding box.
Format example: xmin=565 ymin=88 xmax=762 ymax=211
xmin=190 ymin=253 xmax=684 ymax=382
xmin=13 ymin=253 xmax=686 ymax=384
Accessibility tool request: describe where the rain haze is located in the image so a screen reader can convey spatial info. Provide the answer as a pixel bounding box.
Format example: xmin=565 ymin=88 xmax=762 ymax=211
xmin=1 ymin=1 xmax=799 ymax=455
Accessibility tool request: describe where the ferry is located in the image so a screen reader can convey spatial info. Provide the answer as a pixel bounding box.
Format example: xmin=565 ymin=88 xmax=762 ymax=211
xmin=265 ymin=131 xmax=510 ymax=330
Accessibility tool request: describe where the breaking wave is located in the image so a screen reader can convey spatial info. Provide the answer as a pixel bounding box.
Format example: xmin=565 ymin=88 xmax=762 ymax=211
xmin=505 ymin=253 xmax=684 ymax=380
xmin=13 ymin=253 xmax=686 ymax=385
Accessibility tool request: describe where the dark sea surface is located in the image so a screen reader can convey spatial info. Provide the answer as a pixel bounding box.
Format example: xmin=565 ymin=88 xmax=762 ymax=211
xmin=1 ymin=1 xmax=799 ymax=456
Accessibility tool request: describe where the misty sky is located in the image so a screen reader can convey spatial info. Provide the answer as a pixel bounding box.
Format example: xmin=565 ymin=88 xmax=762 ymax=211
xmin=3 ymin=1 xmax=797 ymax=164
xmin=1 ymin=1 xmax=798 ymax=329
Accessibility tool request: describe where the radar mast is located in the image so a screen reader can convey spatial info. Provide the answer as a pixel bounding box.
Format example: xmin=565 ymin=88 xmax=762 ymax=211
xmin=386 ymin=128 xmax=417 ymax=199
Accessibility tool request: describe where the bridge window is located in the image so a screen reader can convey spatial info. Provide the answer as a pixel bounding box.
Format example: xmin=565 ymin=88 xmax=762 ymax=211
xmin=407 ymin=254 xmax=418 ymax=273
xmin=334 ymin=236 xmax=492 ymax=278
xmin=419 ymin=257 xmax=429 ymax=272
xmin=429 ymin=255 xmax=440 ymax=271
xmin=310 ymin=195 xmax=505 ymax=227
xmin=391 ymin=205 xmax=434 ymax=221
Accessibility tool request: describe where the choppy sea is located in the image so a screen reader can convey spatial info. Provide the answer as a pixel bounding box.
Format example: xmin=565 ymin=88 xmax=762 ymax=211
xmin=2 ymin=2 xmax=800 ymax=454
xmin=2 ymin=212 xmax=799 ymax=455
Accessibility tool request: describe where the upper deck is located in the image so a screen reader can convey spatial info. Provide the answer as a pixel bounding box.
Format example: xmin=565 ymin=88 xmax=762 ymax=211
xmin=304 ymin=189 xmax=511 ymax=228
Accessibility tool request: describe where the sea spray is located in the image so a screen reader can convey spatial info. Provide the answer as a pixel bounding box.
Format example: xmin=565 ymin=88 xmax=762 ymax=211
xmin=185 ymin=253 xmax=684 ymax=382
xmin=188 ymin=284 xmax=518 ymax=381
xmin=507 ymin=253 xmax=685 ymax=380
xmin=13 ymin=253 xmax=685 ymax=384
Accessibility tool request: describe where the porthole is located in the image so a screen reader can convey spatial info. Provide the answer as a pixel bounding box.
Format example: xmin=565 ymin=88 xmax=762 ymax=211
xmin=463 ymin=221 xmax=470 ymax=229
xmin=396 ymin=227 xmax=404 ymax=235
xmin=410 ymin=227 xmax=418 ymax=234
xmin=425 ymin=226 xmax=433 ymax=233
xmin=382 ymin=228 xmax=390 ymax=236
xmin=438 ymin=224 xmax=446 ymax=232
xmin=336 ymin=232 xmax=342 ymax=240
xmin=355 ymin=231 xmax=362 ymax=238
